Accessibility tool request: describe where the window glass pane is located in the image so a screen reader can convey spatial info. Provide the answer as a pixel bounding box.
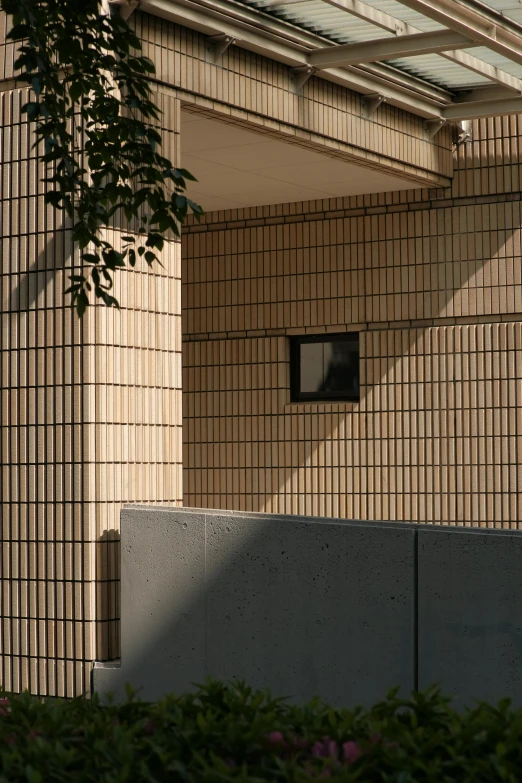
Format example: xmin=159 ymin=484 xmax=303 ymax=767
xmin=300 ymin=341 xmax=324 ymax=393
xmin=322 ymin=339 xmax=359 ymax=396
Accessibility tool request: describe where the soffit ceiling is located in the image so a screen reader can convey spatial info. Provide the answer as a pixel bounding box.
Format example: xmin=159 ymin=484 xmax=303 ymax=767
xmin=181 ymin=109 xmax=422 ymax=212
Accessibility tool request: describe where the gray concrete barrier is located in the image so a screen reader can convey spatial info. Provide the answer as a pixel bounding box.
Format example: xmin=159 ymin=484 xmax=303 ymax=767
xmin=93 ymin=507 xmax=522 ymax=707
xmin=418 ymin=527 xmax=522 ymax=704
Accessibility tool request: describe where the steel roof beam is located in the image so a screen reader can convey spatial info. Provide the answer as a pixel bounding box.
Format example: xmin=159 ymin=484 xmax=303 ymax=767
xmin=443 ymin=95 xmax=522 ymax=120
xmin=308 ymin=29 xmax=476 ymax=68
xmin=398 ymin=0 xmax=522 ymax=68
xmin=455 ymin=84 xmax=517 ymax=102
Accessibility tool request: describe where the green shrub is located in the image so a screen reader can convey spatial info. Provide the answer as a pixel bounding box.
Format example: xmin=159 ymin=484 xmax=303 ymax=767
xmin=1 ymin=679 xmax=521 ymax=781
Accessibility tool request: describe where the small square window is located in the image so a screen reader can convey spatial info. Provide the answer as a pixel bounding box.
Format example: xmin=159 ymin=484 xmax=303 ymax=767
xmin=290 ymin=334 xmax=360 ymax=402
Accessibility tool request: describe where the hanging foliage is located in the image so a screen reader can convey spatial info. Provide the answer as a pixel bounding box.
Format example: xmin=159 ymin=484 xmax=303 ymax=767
xmin=3 ymin=0 xmax=203 ymax=315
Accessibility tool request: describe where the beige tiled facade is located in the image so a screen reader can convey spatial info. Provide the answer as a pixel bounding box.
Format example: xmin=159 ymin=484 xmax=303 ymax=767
xmin=0 ymin=73 xmax=183 ymax=694
xmin=182 ymin=116 xmax=522 ymax=526
xmin=1 ymin=6 xmax=522 ymax=696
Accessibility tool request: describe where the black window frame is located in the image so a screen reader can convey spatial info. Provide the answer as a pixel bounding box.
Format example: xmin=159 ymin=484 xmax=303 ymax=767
xmin=290 ymin=333 xmax=360 ymax=403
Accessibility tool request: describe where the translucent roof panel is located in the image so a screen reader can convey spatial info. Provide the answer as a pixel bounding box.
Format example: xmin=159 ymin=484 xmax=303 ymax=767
xmin=354 ymin=0 xmax=447 ymax=31
xmin=258 ymin=0 xmax=391 ymax=44
xmin=460 ymin=46 xmax=522 ymax=79
xmin=241 ymin=0 xmax=522 ymax=94
xmin=388 ymin=54 xmax=493 ymax=89
xmin=477 ymin=0 xmax=522 ymax=24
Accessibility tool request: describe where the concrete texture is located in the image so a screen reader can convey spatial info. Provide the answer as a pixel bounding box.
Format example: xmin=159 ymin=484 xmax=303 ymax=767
xmin=92 ymin=507 xmax=522 ymax=707
xmin=205 ymin=514 xmax=415 ymax=706
xmin=418 ymin=528 xmax=522 ymax=707
xmin=113 ymin=508 xmax=207 ymax=702
xmin=93 ymin=507 xmax=416 ymax=705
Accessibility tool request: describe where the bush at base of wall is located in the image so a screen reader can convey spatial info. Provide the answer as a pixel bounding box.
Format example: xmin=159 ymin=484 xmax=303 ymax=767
xmin=1 ymin=679 xmax=521 ymax=782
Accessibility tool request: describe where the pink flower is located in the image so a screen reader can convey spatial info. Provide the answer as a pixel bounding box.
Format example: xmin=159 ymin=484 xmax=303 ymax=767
xmin=0 ymin=698 xmax=9 ymax=717
xmin=369 ymin=732 xmax=382 ymax=744
xmin=0 ymin=707 xmax=7 ymax=717
xmin=342 ymin=740 xmax=360 ymax=764
xmin=143 ymin=720 xmax=155 ymax=734
xmin=312 ymin=737 xmax=338 ymax=760
xmin=7 ymin=734 xmax=15 ymax=746
xmin=267 ymin=731 xmax=285 ymax=745
xmin=28 ymin=729 xmax=42 ymax=740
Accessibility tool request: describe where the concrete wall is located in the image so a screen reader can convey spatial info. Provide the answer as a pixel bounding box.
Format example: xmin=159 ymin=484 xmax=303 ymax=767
xmin=93 ymin=506 xmax=522 ymax=707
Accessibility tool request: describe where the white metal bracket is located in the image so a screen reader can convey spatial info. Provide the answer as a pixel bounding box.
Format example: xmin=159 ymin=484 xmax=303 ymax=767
xmin=361 ymin=93 xmax=386 ymax=119
xmin=206 ymin=34 xmax=237 ymax=63
xmin=290 ymin=65 xmax=316 ymax=90
xmin=424 ymin=118 xmax=446 ymax=138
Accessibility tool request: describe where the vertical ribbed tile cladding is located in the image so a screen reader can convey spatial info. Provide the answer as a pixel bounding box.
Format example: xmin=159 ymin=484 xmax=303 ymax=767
xmin=182 ymin=115 xmax=522 ymax=527
xmin=1 ymin=85 xmax=92 ymax=696
xmin=88 ymin=92 xmax=183 ymax=666
xmin=0 ymin=73 xmax=183 ymax=693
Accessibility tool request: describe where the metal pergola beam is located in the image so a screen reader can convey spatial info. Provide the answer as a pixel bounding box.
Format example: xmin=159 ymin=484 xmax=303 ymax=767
xmin=443 ymin=95 xmax=522 ymax=120
xmin=308 ymin=29 xmax=475 ymax=69
xmin=315 ymin=0 xmax=522 ymax=91
xmin=398 ymin=0 xmax=522 ymax=68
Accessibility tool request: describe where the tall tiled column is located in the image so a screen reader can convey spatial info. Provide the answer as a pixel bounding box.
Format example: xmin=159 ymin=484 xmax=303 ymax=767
xmin=0 ymin=30 xmax=183 ymax=696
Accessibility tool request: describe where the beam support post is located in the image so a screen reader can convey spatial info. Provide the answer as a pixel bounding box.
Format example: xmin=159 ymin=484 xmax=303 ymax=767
xmin=308 ymin=29 xmax=474 ymax=69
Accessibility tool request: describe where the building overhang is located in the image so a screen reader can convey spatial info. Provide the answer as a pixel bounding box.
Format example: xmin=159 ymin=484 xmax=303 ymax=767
xmin=125 ymin=0 xmax=522 ymax=123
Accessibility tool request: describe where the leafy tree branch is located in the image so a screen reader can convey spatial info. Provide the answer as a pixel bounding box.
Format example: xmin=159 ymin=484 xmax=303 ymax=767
xmin=3 ymin=0 xmax=203 ymax=316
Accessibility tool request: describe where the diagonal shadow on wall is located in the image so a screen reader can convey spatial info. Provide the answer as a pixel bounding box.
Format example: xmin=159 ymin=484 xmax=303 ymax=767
xmin=181 ymin=175 xmax=522 ymax=527
xmin=93 ymin=508 xmax=418 ymax=708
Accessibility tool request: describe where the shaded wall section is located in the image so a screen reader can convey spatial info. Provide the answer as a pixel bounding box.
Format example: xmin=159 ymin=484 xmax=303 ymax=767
xmin=182 ymin=117 xmax=522 ymax=526
xmin=93 ymin=506 xmax=522 ymax=708
xmin=94 ymin=506 xmax=417 ymax=706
